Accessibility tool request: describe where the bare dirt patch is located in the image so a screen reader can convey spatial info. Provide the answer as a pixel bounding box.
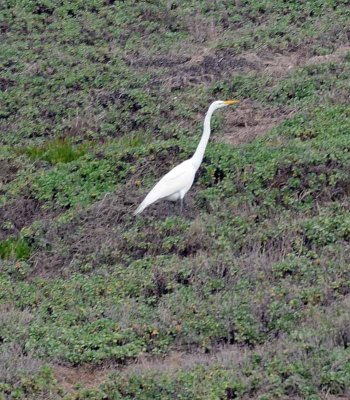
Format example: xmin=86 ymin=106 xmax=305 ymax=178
xmin=53 ymin=364 xmax=109 ymax=394
xmin=128 ymin=48 xmax=258 ymax=91
xmin=0 ymin=197 xmax=42 ymax=240
xmin=0 ymin=77 xmax=16 ymax=91
xmin=180 ymin=48 xmax=258 ymax=83
xmin=0 ymin=160 xmax=18 ymax=188
xmin=259 ymin=52 xmax=301 ymax=77
xmin=304 ymin=46 xmax=350 ymax=66
xmin=220 ymin=101 xmax=294 ymax=145
xmin=240 ymin=45 xmax=350 ymax=77
xmin=129 ymin=45 xmax=350 ymax=92
xmin=126 ymin=55 xmax=191 ymax=68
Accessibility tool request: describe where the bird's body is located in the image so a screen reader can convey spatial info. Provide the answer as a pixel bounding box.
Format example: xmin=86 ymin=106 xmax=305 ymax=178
xmin=134 ymin=159 xmax=196 ymax=214
xmin=134 ymin=100 xmax=239 ymax=215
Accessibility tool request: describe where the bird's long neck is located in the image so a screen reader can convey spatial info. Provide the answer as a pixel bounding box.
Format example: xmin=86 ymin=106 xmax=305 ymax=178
xmin=191 ymin=106 xmax=214 ymax=170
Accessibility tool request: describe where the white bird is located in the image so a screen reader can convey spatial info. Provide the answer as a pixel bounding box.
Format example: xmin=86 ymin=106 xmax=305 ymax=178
xmin=134 ymin=100 xmax=239 ymax=215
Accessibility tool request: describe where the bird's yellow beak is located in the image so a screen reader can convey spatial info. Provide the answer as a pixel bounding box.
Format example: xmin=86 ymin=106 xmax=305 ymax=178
xmin=224 ymin=100 xmax=240 ymax=105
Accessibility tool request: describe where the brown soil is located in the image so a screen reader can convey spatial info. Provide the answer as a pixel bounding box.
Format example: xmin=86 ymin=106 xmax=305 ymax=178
xmin=0 ymin=197 xmax=42 ymax=240
xmin=242 ymin=45 xmax=350 ymax=76
xmin=0 ymin=77 xmax=16 ymax=91
xmin=220 ymin=101 xmax=294 ymax=145
xmin=128 ymin=45 xmax=350 ymax=89
xmin=53 ymin=364 xmax=109 ymax=394
xmin=304 ymin=46 xmax=350 ymax=66
xmin=0 ymin=160 xmax=18 ymax=189
xmin=135 ymin=48 xmax=259 ymax=91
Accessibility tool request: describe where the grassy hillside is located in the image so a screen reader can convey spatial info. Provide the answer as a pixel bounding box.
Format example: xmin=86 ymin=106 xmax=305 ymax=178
xmin=1 ymin=0 xmax=350 ymax=398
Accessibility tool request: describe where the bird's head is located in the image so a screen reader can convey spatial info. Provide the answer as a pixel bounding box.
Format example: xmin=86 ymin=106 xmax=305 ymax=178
xmin=210 ymin=99 xmax=240 ymax=111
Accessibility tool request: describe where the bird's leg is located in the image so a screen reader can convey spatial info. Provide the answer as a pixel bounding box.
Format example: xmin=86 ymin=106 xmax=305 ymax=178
xmin=180 ymin=198 xmax=184 ymax=215
xmin=167 ymin=202 xmax=173 ymax=216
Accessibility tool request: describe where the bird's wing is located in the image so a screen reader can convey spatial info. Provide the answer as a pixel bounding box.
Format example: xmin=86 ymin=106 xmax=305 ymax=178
xmin=134 ymin=160 xmax=195 ymax=215
xmin=157 ymin=159 xmax=192 ymax=183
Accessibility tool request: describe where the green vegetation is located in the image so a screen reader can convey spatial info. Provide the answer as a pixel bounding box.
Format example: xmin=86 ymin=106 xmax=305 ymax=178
xmin=18 ymin=138 xmax=87 ymax=165
xmin=1 ymin=0 xmax=349 ymax=398
xmin=0 ymin=237 xmax=32 ymax=261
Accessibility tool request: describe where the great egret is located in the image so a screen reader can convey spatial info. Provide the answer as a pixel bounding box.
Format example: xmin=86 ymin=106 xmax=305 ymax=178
xmin=134 ymin=100 xmax=239 ymax=215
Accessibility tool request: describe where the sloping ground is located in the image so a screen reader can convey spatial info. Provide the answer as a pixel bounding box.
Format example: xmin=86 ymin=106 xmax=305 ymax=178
xmin=1 ymin=1 xmax=350 ymax=399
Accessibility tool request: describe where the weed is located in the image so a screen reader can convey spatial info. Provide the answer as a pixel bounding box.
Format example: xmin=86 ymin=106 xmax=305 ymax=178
xmin=0 ymin=237 xmax=32 ymax=260
xmin=18 ymin=138 xmax=87 ymax=165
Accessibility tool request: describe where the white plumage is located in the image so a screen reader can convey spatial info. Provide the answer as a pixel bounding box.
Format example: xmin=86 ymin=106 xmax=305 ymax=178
xmin=134 ymin=100 xmax=239 ymax=215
